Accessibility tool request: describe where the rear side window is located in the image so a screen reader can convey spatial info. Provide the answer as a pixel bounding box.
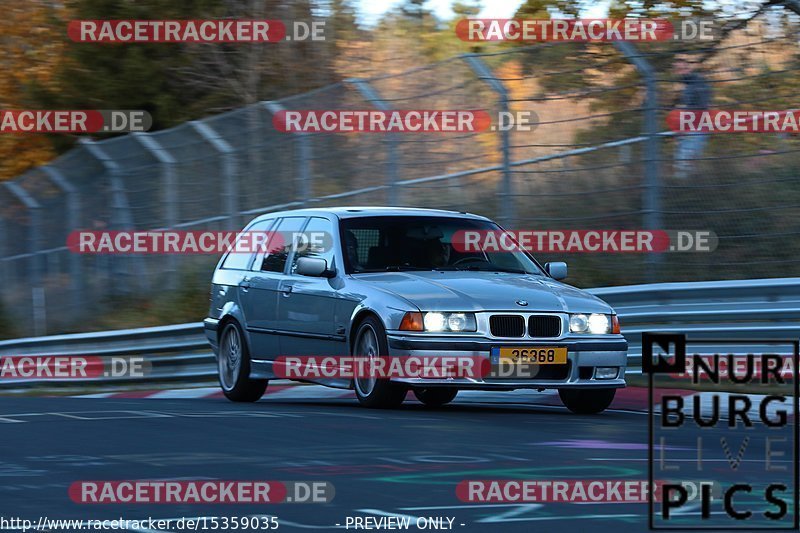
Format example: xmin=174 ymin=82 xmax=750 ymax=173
xmin=260 ymin=217 xmax=307 ymax=273
xmin=221 ymin=219 xmax=275 ymax=270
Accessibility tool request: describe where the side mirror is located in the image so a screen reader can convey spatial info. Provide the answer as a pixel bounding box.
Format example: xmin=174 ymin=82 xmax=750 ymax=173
xmin=296 ymin=256 xmax=335 ymax=278
xmin=545 ymin=262 xmax=567 ymax=280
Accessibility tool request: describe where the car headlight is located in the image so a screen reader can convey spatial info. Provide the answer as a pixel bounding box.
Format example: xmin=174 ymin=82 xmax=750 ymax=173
xmin=447 ymin=313 xmax=470 ymax=331
xmin=424 ymin=312 xmax=447 ymax=331
xmin=569 ymin=313 xmax=589 ymax=333
xmin=588 ymin=313 xmax=610 ymax=334
xmin=400 ymin=312 xmax=477 ymax=332
xmin=569 ymin=313 xmax=614 ymax=334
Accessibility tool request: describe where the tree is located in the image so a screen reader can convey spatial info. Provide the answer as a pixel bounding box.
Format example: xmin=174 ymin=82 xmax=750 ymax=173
xmin=0 ymin=1 xmax=66 ymax=179
xmin=47 ymin=0 xmax=226 ymax=130
xmin=4 ymin=0 xmax=348 ymax=179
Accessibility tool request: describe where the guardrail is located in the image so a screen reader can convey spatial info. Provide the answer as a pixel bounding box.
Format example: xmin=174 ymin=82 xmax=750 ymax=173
xmin=1 ymin=277 xmax=798 ymax=388
xmin=594 ymin=277 xmax=800 ymax=369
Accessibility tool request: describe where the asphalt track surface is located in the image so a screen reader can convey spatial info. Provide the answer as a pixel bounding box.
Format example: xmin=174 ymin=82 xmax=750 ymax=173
xmin=0 ymin=390 xmax=795 ymax=532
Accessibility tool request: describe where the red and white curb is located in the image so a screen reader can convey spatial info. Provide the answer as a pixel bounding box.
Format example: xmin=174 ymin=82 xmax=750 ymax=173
xmin=73 ymin=385 xmax=794 ymax=418
xmin=77 ymin=384 xmax=561 ymax=404
xmin=74 ymin=383 xmax=714 ymax=412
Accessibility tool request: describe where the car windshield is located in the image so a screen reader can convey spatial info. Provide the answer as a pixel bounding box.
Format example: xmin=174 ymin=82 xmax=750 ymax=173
xmin=340 ymin=215 xmax=545 ymax=275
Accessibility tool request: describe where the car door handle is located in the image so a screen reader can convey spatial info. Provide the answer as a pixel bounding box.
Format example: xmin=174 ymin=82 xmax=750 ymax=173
xmin=240 ymin=277 xmax=251 ymax=290
xmin=280 ymin=285 xmax=293 ymax=296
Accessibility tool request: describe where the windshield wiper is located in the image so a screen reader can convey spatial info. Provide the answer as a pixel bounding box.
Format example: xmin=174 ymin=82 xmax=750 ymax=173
xmin=359 ymin=265 xmax=531 ymax=274
xmin=383 ymin=265 xmax=429 ymax=271
xmin=488 ymin=267 xmax=530 ymax=274
xmin=441 ymin=265 xmax=530 ymax=274
xmin=352 ymin=265 xmax=428 ymax=273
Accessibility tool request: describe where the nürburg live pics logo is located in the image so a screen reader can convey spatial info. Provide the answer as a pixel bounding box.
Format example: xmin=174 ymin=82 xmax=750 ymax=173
xmin=644 ymin=332 xmax=799 ymax=529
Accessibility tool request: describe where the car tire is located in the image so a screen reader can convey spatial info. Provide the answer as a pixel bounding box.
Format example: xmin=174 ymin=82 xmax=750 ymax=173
xmin=413 ymin=387 xmax=458 ymax=407
xmin=218 ymin=321 xmax=268 ymax=402
xmin=558 ymin=388 xmax=616 ymax=414
xmin=352 ymin=316 xmax=407 ymax=409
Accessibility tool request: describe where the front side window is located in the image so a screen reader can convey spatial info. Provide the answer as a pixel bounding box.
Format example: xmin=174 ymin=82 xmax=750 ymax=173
xmin=291 ymin=217 xmax=335 ymax=274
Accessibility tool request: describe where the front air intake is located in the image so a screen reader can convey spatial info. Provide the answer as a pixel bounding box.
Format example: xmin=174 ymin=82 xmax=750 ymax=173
xmin=489 ymin=315 xmax=524 ymax=337
xmin=528 ymin=315 xmax=561 ymax=338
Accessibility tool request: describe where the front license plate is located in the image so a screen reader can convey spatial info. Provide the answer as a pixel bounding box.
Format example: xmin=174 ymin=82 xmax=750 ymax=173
xmin=491 ymin=346 xmax=568 ymax=365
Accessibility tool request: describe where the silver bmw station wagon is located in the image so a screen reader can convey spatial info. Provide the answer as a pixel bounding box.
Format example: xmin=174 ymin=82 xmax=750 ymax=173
xmin=205 ymin=207 xmax=627 ymax=413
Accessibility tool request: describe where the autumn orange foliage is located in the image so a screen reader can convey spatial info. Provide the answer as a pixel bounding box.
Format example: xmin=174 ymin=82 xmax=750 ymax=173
xmin=0 ymin=2 xmax=68 ymax=180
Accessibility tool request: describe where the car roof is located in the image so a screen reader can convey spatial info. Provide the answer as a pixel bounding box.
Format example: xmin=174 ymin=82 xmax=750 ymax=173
xmin=250 ymin=206 xmax=491 ymax=223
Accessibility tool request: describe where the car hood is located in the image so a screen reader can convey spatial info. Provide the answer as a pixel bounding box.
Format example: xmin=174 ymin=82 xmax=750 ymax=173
xmin=352 ymin=271 xmax=613 ymax=313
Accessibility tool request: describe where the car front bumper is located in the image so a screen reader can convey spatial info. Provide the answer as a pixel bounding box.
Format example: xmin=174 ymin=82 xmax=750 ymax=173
xmin=385 ymin=333 xmax=628 ymax=390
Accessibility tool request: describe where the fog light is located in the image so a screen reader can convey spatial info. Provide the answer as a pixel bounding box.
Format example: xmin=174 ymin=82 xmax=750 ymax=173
xmin=594 ymin=367 xmax=618 ymax=380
